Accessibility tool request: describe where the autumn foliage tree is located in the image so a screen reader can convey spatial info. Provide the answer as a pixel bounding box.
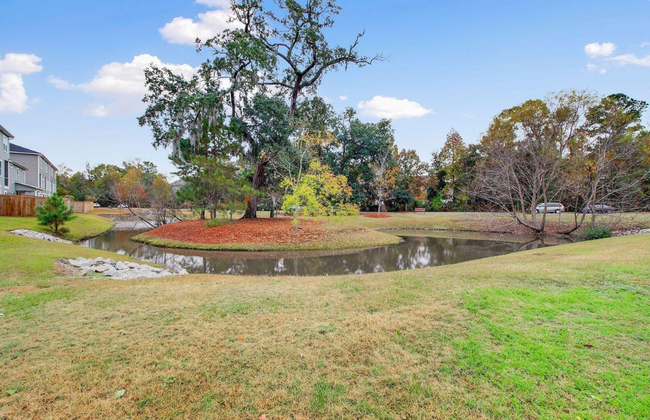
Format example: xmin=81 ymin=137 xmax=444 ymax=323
xmin=474 ymin=91 xmax=649 ymax=235
xmin=140 ymin=0 xmax=382 ymax=219
xmin=282 ymin=160 xmax=353 ymax=226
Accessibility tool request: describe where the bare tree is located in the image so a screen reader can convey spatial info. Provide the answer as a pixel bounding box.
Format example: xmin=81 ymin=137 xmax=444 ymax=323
xmin=371 ymin=150 xmax=395 ymax=214
xmin=474 ymin=92 xmax=592 ymax=234
xmin=475 ymin=91 xmax=649 ymax=235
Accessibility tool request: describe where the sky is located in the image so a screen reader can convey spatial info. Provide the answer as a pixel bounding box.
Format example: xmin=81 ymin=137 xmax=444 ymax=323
xmin=1 ymin=0 xmax=649 ymax=179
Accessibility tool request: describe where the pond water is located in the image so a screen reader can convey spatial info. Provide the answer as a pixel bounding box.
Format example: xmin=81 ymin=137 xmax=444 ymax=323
xmin=80 ymin=229 xmax=563 ymax=276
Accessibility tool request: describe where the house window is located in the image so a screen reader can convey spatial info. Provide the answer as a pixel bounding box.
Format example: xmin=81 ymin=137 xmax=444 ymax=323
xmin=4 ymin=161 xmax=8 ymax=187
xmin=2 ymin=135 xmax=7 ymax=152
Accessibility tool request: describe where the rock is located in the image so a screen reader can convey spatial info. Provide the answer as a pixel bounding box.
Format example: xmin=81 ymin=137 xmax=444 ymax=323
xmin=94 ymin=264 xmax=112 ymax=273
xmin=9 ymin=229 xmax=73 ymax=244
xmin=69 ymin=259 xmax=91 ymax=268
xmin=81 ymin=268 xmax=95 ymax=277
xmin=63 ymin=256 xmax=180 ymax=280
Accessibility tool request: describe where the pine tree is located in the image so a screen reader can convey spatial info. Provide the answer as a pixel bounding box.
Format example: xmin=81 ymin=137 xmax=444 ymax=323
xmin=35 ymin=193 xmax=76 ymax=234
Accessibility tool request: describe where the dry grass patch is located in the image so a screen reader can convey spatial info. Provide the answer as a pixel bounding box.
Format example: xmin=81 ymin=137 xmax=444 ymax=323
xmin=1 ymin=232 xmax=650 ymax=418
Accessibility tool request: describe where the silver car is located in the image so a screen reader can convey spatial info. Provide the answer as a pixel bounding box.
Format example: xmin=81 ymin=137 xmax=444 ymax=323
xmin=535 ymin=203 xmax=565 ymax=213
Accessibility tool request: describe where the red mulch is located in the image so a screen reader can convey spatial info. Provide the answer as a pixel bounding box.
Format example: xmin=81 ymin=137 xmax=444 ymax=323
xmin=362 ymin=213 xmax=392 ymax=218
xmin=143 ymin=218 xmax=325 ymax=245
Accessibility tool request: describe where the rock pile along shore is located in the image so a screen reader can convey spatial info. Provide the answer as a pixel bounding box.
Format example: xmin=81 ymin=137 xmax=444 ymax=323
xmin=10 ymin=229 xmax=74 ymax=244
xmin=65 ymin=257 xmax=188 ymax=280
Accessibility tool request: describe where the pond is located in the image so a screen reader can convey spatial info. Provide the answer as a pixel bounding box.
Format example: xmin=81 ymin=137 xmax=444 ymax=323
xmin=80 ymin=229 xmax=566 ymax=276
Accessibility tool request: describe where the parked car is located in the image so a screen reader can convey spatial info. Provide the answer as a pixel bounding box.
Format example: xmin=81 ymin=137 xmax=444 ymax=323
xmin=580 ymin=204 xmax=616 ymax=214
xmin=535 ymin=203 xmax=565 ymax=213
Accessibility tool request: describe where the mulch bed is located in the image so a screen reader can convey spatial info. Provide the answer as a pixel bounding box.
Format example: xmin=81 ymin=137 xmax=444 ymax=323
xmin=143 ymin=218 xmax=326 ymax=245
xmin=362 ymin=214 xmax=392 ymax=218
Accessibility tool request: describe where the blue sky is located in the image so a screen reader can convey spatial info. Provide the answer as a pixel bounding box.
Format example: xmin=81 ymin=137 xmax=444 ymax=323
xmin=1 ymin=0 xmax=649 ymax=177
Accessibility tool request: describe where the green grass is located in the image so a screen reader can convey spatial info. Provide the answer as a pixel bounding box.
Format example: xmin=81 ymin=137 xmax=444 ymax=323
xmin=340 ymin=211 xmax=650 ymax=234
xmin=0 ymin=212 xmax=115 ymax=241
xmin=0 ymin=214 xmax=128 ymax=290
xmin=1 ymin=217 xmax=650 ymax=418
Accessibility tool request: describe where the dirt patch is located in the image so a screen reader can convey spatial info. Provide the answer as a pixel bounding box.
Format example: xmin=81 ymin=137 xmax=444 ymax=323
xmin=0 ymin=285 xmax=40 ymax=296
xmin=363 ymin=213 xmax=392 ymax=219
xmin=143 ymin=218 xmax=326 ymax=245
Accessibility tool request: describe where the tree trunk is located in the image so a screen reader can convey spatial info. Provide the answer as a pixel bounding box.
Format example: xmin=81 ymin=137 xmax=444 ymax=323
xmin=242 ymin=159 xmax=269 ymax=219
xmin=243 ymin=195 xmax=258 ymax=219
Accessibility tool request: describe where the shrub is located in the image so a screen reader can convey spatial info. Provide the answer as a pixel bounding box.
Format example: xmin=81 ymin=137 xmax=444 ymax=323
xmin=35 ymin=193 xmax=76 ymax=234
xmin=335 ymin=203 xmax=360 ymax=216
xmin=428 ymin=196 xmax=443 ymax=212
xmin=581 ymin=223 xmax=612 ymax=240
xmin=204 ymin=218 xmax=234 ymax=228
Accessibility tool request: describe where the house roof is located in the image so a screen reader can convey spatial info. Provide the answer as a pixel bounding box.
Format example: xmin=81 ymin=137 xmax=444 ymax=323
xmin=10 ymin=143 xmax=38 ymax=154
xmin=14 ymin=182 xmax=44 ymax=192
xmin=0 ymin=124 xmax=14 ymax=139
xmin=10 ymin=143 xmax=58 ymax=171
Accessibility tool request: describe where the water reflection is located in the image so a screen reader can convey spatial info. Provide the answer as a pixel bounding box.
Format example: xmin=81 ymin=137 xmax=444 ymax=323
xmin=81 ymin=230 xmax=555 ymax=276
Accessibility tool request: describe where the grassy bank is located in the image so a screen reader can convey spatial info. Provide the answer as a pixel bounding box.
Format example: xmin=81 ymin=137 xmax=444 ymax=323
xmin=0 ymin=212 xmax=115 ymax=241
xmin=345 ymin=212 xmax=650 ymax=235
xmin=1 ymin=229 xmax=649 ymax=418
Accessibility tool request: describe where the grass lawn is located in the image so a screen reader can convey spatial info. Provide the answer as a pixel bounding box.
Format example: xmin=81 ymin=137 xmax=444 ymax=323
xmin=0 ymin=212 xmax=115 ymax=242
xmin=0 ymin=214 xmax=127 ymax=290
xmin=343 ymin=212 xmax=650 ymax=235
xmin=1 ymin=222 xmax=649 ymax=418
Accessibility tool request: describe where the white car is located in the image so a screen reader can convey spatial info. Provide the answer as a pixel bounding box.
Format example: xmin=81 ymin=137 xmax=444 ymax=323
xmin=535 ymin=203 xmax=565 ymax=213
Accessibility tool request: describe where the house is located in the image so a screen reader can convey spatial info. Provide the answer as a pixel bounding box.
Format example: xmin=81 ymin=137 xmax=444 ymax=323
xmin=0 ymin=124 xmax=32 ymax=196
xmin=10 ymin=143 xmax=57 ymax=196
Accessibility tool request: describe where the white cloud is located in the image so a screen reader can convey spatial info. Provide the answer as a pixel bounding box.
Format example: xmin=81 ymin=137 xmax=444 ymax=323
xmin=358 ymin=96 xmax=433 ymax=119
xmin=641 ymin=42 xmax=650 ymax=48
xmin=0 ymin=53 xmax=43 ymax=114
xmin=610 ymin=53 xmax=650 ymax=68
xmin=49 ymin=54 xmax=197 ymax=116
xmin=160 ymin=9 xmax=240 ymax=45
xmin=0 ymin=53 xmax=43 ymax=74
xmin=339 ymin=95 xmax=348 ymax=101
xmin=599 ymin=68 xmax=606 ymax=74
xmin=586 ymin=63 xmax=597 ymax=72
xmin=84 ymin=104 xmax=109 ymax=117
xmin=460 ymin=113 xmax=476 ymax=119
xmin=47 ymin=75 xmax=74 ymax=90
xmin=584 ymin=42 xmax=616 ymax=57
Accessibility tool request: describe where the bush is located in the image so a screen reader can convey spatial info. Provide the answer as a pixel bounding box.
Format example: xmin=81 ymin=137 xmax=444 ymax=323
xmin=35 ymin=193 xmax=76 ymax=234
xmin=204 ymin=218 xmax=234 ymax=228
xmin=336 ymin=203 xmax=360 ymax=216
xmin=581 ymin=223 xmax=612 ymax=240
xmin=428 ymin=196 xmax=443 ymax=212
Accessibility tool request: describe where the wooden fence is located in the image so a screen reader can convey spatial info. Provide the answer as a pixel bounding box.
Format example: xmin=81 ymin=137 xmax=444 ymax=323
xmin=0 ymin=195 xmax=93 ymax=217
